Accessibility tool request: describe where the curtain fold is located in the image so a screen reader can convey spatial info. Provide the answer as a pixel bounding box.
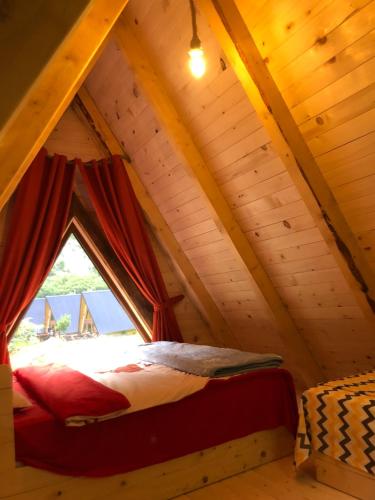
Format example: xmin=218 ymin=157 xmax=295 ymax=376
xmin=0 ymin=149 xmax=75 ymax=364
xmin=79 ymin=156 xmax=183 ymax=343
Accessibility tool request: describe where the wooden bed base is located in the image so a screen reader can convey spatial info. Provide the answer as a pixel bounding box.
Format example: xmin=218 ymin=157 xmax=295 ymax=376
xmin=313 ymin=452 xmax=375 ymax=500
xmin=0 ymin=365 xmax=294 ymax=499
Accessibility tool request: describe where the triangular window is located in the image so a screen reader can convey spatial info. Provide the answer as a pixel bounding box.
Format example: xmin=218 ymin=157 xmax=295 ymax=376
xmin=10 ymin=230 xmax=149 ymax=369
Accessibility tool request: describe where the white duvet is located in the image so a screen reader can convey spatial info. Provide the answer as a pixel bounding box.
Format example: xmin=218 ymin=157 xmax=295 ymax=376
xmin=91 ymin=364 xmax=208 ymax=414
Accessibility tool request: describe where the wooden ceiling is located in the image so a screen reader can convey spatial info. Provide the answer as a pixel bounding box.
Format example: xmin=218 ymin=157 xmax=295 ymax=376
xmin=1 ymin=0 xmax=374 ymax=387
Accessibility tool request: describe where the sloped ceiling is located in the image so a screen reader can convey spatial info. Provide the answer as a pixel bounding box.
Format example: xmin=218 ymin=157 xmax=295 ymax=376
xmin=72 ymin=0 xmax=374 ymax=383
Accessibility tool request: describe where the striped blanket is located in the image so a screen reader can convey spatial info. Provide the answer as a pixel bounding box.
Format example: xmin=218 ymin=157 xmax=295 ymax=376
xmin=295 ymin=370 xmax=375 ymax=475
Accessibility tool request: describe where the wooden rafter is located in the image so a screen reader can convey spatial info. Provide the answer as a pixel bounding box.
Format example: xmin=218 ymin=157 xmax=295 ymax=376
xmin=78 ymin=295 xmax=87 ymax=335
xmin=113 ymin=16 xmax=323 ymax=385
xmin=44 ymin=300 xmax=52 ymax=336
xmin=74 ymin=87 xmax=234 ymax=348
xmin=0 ymin=0 xmax=128 ymax=214
xmin=198 ymin=0 xmax=375 ymax=323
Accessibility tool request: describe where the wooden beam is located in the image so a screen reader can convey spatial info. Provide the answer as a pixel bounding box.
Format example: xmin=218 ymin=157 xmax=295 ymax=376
xmin=198 ymin=0 xmax=375 ymax=323
xmin=78 ymin=295 xmax=87 ymax=335
xmin=0 ymin=365 xmax=15 ymax=472
xmin=113 ymin=17 xmax=323 ymax=386
xmin=0 ymin=0 xmax=128 ymax=213
xmin=74 ymin=87 xmax=234 ymax=349
xmin=44 ymin=300 xmax=50 ymax=336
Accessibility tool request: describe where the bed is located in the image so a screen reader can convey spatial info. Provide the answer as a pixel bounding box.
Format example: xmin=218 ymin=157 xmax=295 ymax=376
xmin=0 ymin=345 xmax=298 ymax=499
xmin=295 ymin=370 xmax=375 ymax=500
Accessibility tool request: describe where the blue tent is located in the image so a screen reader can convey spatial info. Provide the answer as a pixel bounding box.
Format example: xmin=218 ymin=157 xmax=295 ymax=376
xmin=82 ymin=290 xmax=134 ymax=334
xmin=46 ymin=294 xmax=81 ymax=334
xmin=23 ymin=298 xmax=45 ymax=332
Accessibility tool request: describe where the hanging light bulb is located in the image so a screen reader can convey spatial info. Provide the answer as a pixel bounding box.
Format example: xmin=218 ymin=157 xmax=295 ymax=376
xmin=189 ymin=46 xmax=206 ymax=79
xmin=188 ymin=0 xmax=206 ymax=79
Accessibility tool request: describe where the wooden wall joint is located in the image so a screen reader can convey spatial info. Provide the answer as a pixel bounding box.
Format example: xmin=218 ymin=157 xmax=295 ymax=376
xmin=321 ymin=210 xmax=375 ymax=312
xmin=74 ymin=94 xmax=132 ymax=164
xmin=294 ymin=147 xmax=374 ymax=312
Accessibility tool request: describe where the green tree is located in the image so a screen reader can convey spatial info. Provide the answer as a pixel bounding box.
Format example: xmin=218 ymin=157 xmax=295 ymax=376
xmin=54 ymin=260 xmax=66 ymax=274
xmin=37 ymin=273 xmax=107 ymax=297
xmin=55 ymin=314 xmax=71 ymax=334
xmin=9 ymin=319 xmax=40 ymax=354
xmin=36 ymin=234 xmax=107 ymax=297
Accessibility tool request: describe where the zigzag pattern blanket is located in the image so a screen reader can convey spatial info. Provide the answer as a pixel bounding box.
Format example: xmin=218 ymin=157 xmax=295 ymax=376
xmin=295 ymin=371 xmax=375 ymax=475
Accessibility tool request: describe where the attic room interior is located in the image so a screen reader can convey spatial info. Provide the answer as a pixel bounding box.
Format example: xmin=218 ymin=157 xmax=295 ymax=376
xmin=0 ymin=0 xmax=374 ymax=499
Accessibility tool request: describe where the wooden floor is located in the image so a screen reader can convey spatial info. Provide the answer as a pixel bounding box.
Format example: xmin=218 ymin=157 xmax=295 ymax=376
xmin=175 ymin=456 xmax=356 ymax=499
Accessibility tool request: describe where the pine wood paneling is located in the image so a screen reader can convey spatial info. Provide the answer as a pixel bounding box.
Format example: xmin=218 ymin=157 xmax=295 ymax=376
xmin=237 ymin=0 xmax=375 ymax=275
xmin=45 ymin=108 xmax=104 ymax=160
xmin=150 ymin=234 xmax=215 ymax=346
xmin=83 ymin=0 xmax=375 ymax=380
xmin=275 ymin=1 xmax=374 ymax=89
xmin=298 ymin=82 xmax=375 ymax=140
xmin=291 ymin=57 xmax=375 ymax=126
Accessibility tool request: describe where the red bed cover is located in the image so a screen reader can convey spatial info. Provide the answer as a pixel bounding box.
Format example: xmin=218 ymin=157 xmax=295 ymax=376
xmin=14 ymin=368 xmax=298 ymax=477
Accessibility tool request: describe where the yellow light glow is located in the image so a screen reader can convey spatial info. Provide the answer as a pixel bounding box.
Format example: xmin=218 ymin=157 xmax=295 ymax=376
xmin=188 ymin=47 xmax=206 ymax=78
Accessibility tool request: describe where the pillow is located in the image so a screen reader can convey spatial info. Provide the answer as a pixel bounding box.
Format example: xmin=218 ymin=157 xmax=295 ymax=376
xmin=13 ymin=388 xmax=32 ymax=410
xmin=15 ymin=364 xmax=131 ymax=426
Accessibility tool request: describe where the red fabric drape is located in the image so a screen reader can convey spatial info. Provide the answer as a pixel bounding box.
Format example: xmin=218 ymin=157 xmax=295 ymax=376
xmin=79 ymin=156 xmax=183 ymax=342
xmin=0 ymin=149 xmax=75 ymax=363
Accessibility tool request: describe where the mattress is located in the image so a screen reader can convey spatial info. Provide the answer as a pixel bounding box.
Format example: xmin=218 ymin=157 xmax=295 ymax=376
xmin=14 ymin=368 xmax=297 ymax=477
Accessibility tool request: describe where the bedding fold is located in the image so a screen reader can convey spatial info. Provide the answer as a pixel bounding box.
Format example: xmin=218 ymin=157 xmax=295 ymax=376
xmin=137 ymin=341 xmax=283 ymax=377
xmin=92 ymin=363 xmax=208 ymax=413
xmin=14 ymin=365 xmax=131 ymax=426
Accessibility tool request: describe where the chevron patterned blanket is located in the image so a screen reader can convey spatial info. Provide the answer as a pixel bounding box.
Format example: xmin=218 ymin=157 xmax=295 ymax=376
xmin=295 ymin=371 xmax=375 ymax=475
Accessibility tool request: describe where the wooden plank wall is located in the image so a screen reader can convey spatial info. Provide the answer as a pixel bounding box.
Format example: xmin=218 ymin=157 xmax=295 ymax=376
xmin=238 ymin=0 xmax=375 ymax=274
xmin=85 ymin=0 xmax=374 ymax=379
xmin=44 ymin=107 xmax=105 ymax=162
xmin=85 ymin=40 xmax=290 ymax=367
xmin=236 ymin=0 xmax=375 ymax=370
xmin=44 ymin=108 xmax=214 ymax=346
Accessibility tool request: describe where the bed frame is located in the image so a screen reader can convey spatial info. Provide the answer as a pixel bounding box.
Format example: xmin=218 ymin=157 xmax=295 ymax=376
xmin=313 ymin=452 xmax=375 ymax=500
xmin=0 ymin=364 xmax=294 ymax=499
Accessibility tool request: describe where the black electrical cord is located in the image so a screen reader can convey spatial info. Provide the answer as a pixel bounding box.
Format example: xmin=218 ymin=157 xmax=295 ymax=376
xmin=189 ymin=0 xmax=201 ymax=48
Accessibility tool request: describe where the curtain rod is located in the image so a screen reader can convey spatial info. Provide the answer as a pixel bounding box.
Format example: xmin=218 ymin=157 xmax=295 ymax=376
xmin=46 ymin=154 xmax=130 ymax=166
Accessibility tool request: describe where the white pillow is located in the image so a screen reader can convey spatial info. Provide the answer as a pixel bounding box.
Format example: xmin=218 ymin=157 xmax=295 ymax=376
xmin=13 ymin=389 xmax=32 ymax=409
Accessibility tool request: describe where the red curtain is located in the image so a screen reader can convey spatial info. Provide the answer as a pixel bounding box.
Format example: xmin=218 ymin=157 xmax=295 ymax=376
xmin=0 ymin=149 xmax=75 ymax=364
xmin=80 ymin=156 xmax=183 ymax=342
